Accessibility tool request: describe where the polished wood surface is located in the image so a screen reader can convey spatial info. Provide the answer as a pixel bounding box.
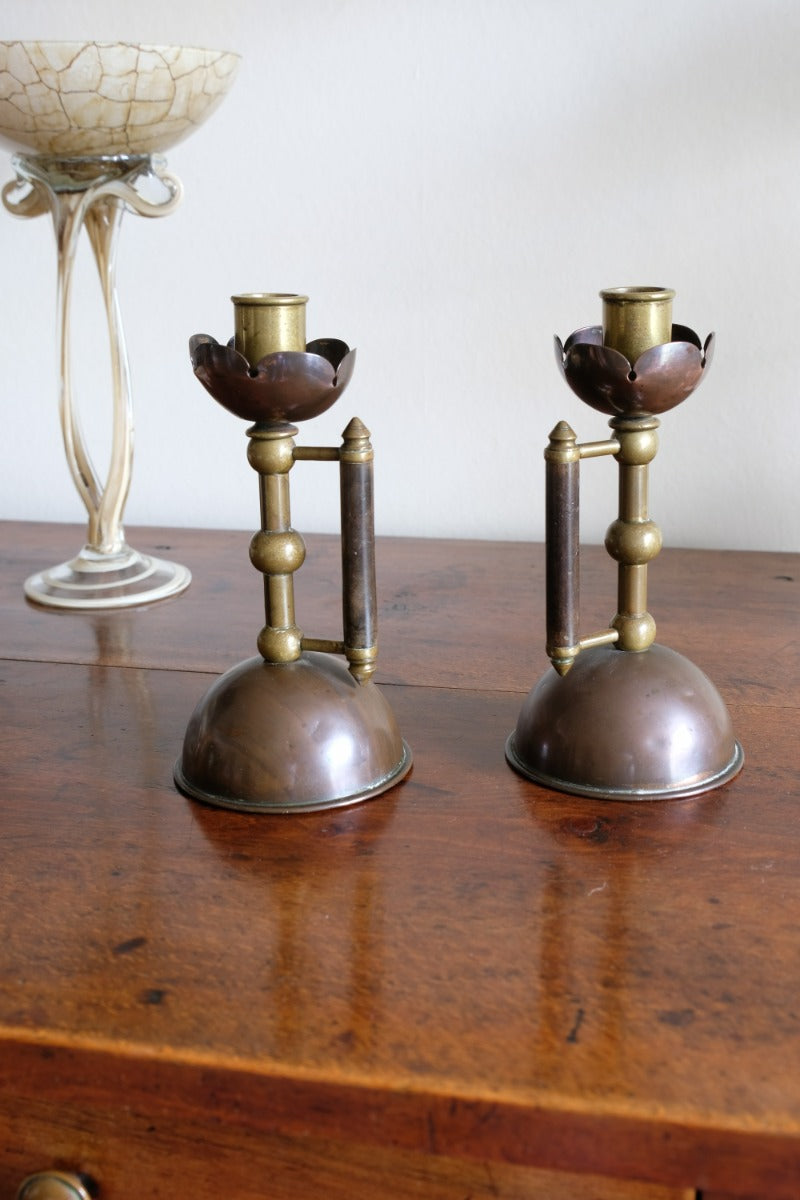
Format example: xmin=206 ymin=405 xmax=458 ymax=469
xmin=1 ymin=521 xmax=799 ymax=1199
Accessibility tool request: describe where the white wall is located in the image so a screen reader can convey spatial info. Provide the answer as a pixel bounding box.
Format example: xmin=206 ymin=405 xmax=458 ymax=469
xmin=1 ymin=0 xmax=798 ymax=551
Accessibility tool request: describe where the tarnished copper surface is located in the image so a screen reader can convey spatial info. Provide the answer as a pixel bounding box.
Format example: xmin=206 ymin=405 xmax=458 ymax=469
xmin=517 ymin=290 xmax=741 ymax=801
xmin=507 ymin=643 xmax=743 ymax=800
xmin=3 ymin=526 xmax=800 ymax=1197
xmin=181 ymin=297 xmax=408 ymax=812
xmin=189 ymin=334 xmax=356 ymax=425
xmin=555 ymin=323 xmax=714 ymax=417
xmin=175 ymin=651 xmax=412 ymax=813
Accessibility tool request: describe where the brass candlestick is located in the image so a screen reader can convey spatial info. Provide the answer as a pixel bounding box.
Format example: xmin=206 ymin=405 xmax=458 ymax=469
xmin=506 ymin=286 xmax=743 ymax=800
xmin=174 ymin=293 xmax=411 ymax=813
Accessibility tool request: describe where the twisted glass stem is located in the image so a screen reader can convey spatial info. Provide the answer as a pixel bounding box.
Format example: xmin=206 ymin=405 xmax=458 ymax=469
xmin=3 ymin=154 xmax=182 ymax=555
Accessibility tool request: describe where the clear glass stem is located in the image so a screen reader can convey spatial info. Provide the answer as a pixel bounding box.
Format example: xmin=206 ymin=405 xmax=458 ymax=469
xmin=53 ymin=187 xmax=132 ymax=553
xmin=85 ymin=198 xmax=132 ymax=552
xmin=2 ymin=155 xmax=190 ymax=609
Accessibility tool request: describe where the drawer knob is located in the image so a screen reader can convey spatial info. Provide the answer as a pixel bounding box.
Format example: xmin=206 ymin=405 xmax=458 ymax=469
xmin=17 ymin=1172 xmax=93 ymax=1200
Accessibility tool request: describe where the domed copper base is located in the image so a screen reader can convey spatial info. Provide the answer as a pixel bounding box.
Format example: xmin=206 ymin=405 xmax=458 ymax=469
xmin=175 ymin=652 xmax=411 ymax=813
xmin=506 ymin=643 xmax=743 ymax=800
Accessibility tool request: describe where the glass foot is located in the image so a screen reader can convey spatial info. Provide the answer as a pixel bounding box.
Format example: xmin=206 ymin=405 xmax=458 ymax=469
xmin=24 ymin=543 xmax=191 ymax=610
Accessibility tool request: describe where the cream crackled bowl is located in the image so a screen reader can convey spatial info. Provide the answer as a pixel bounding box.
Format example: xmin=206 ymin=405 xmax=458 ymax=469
xmin=0 ymin=40 xmax=239 ymax=156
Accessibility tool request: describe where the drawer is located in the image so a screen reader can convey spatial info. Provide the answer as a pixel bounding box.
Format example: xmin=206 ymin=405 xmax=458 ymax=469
xmin=0 ymin=1097 xmax=694 ymax=1200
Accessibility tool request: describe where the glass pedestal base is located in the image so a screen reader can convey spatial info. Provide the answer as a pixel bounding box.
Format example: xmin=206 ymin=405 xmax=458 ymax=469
xmin=24 ymin=543 xmax=191 ymax=610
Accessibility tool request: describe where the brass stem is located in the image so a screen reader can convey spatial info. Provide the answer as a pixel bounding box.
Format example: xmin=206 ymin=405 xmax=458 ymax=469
xmin=267 ymin=573 xmax=297 ymax=633
xmin=619 ymin=463 xmax=648 ymax=522
xmin=246 ymin=424 xmax=306 ymax=663
xmin=619 ymin=563 xmax=649 ymax=615
xmin=265 ymin=471 xmax=291 ymax=529
xmin=606 ymin=416 xmax=661 ymax=652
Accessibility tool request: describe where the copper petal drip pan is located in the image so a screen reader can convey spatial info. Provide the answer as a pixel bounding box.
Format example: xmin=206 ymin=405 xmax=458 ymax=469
xmin=189 ymin=334 xmax=356 ymax=425
xmin=555 ymin=324 xmax=714 ymax=417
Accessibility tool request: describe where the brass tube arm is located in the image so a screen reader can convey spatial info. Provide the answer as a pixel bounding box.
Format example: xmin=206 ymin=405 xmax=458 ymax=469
xmin=293 ymin=445 xmax=340 ymax=462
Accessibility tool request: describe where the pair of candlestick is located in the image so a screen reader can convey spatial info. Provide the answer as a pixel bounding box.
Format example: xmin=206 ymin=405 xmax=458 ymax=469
xmin=175 ymin=286 xmax=742 ymax=813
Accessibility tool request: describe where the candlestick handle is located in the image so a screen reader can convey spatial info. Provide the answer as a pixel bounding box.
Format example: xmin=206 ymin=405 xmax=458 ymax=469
xmin=545 ymin=422 xmax=581 ymax=675
xmin=544 ymin=424 xmax=621 ymax=675
xmin=250 ymin=419 xmax=379 ymax=683
xmin=340 ymin=418 xmax=378 ymax=683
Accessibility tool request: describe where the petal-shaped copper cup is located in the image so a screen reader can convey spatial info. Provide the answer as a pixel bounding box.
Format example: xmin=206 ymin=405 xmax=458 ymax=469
xmin=555 ymin=324 xmax=713 ymax=416
xmin=190 ymin=334 xmax=356 ymax=424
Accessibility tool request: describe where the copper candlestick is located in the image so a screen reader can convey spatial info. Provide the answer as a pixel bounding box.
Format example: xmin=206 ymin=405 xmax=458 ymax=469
xmin=174 ymin=293 xmax=411 ymax=813
xmin=506 ymin=286 xmax=743 ymax=800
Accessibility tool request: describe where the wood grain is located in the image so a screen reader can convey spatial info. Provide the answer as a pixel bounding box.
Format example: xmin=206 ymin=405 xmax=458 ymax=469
xmin=1 ymin=522 xmax=799 ymax=1198
xmin=1 ymin=521 xmax=798 ymax=703
xmin=0 ymin=1094 xmax=694 ymax=1200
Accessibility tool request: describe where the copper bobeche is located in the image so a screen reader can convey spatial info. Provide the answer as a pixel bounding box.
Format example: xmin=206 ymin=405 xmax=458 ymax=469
xmin=555 ymin=323 xmax=714 ymax=416
xmin=190 ymin=334 xmax=356 ymax=424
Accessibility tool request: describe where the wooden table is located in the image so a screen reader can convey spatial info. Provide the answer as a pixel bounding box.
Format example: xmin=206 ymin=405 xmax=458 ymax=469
xmin=1 ymin=520 xmax=798 ymax=1200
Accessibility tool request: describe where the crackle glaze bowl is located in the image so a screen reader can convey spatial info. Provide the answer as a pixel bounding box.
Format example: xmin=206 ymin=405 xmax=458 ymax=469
xmin=0 ymin=40 xmax=239 ymax=157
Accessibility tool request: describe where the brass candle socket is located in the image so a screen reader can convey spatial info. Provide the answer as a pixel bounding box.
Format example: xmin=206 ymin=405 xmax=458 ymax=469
xmin=233 ymin=291 xmax=308 ymax=360
xmin=174 ymin=294 xmax=411 ymax=813
xmin=507 ymin=286 xmax=743 ymax=801
xmin=601 ymin=285 xmax=674 ymax=365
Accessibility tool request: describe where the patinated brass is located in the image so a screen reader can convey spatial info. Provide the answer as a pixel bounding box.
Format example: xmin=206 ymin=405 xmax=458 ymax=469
xmin=601 ymin=285 xmax=674 ymax=365
xmin=247 ymin=422 xmax=305 ymax=664
xmin=507 ymin=286 xmax=743 ymax=800
xmin=545 ymin=294 xmax=714 ymax=673
xmin=544 ymin=422 xmax=621 ymax=674
xmin=175 ymin=294 xmax=411 ymax=813
xmin=607 ymin=414 xmax=661 ymax=653
xmin=232 ymin=292 xmax=308 ymax=361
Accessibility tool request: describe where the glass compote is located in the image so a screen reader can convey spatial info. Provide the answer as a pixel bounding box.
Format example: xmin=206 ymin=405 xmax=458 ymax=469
xmin=0 ymin=42 xmax=239 ymax=607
